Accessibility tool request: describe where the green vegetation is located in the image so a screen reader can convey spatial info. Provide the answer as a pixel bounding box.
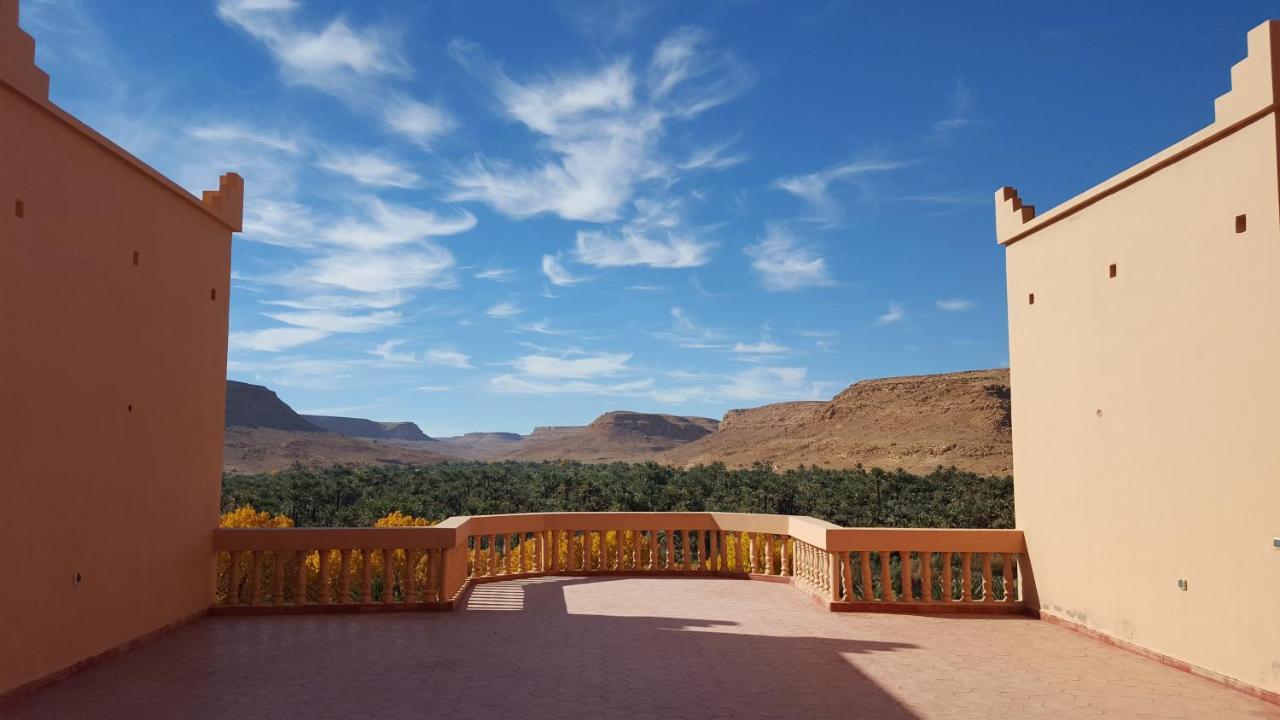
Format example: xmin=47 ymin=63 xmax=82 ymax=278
xmin=221 ymin=462 xmax=1013 ymax=530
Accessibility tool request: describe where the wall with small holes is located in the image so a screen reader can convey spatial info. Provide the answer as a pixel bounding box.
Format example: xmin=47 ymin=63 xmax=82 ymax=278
xmin=1002 ymin=79 xmax=1280 ymax=696
xmin=0 ymin=0 xmax=237 ymax=695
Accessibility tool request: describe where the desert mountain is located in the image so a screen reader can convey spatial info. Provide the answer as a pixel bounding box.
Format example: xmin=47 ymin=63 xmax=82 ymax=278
xmin=225 ymin=380 xmax=322 ymax=432
xmin=661 ymin=368 xmax=1011 ymax=475
xmin=437 ymin=432 xmax=524 ymax=459
xmin=493 ymin=411 xmax=719 ymax=463
xmin=302 ymin=415 xmax=433 ymax=442
xmin=224 ymin=368 xmax=1012 ymax=476
xmin=224 ymin=381 xmax=449 ymax=474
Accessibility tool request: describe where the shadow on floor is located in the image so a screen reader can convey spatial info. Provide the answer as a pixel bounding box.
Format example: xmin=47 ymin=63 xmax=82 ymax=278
xmin=3 ymin=576 xmax=923 ymax=719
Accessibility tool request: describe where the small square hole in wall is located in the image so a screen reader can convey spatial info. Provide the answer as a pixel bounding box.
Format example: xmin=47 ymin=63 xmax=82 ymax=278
xmin=210 ymin=288 xmax=217 ymax=301
xmin=132 ymin=250 xmax=140 ymax=266
xmin=1109 ymin=263 xmax=1117 ymax=278
xmin=127 ymin=404 xmax=133 ymax=412
xmin=14 ymin=199 xmax=24 ymax=218
xmin=1028 ymin=293 xmax=1035 ymax=305
xmin=1236 ymin=214 xmax=1247 ymax=233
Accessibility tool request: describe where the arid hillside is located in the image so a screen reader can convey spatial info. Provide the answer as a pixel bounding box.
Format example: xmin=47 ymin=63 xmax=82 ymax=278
xmin=224 ymin=369 xmax=1011 ymax=475
xmin=492 ymin=411 xmax=719 ymax=463
xmin=223 ymin=381 xmax=450 ymax=474
xmin=661 ymin=369 xmax=1012 ymax=475
xmin=302 ymin=415 xmax=433 ymax=442
xmin=437 ymin=432 xmax=524 ymax=459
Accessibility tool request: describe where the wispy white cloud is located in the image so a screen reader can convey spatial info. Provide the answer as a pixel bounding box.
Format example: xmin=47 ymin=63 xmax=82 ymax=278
xmin=486 ymin=301 xmax=524 ymax=319
xmin=384 ymin=98 xmax=456 ymax=147
xmin=573 ymin=229 xmax=712 ymax=268
xmin=320 ymin=197 xmax=475 ymax=251
xmin=475 ymin=266 xmax=517 ymax=282
xmin=413 ymin=385 xmax=452 ymax=392
xmin=744 ymin=224 xmax=834 ymax=292
xmin=558 ymin=0 xmax=654 ymax=39
xmin=425 ymin=348 xmax=473 ymax=368
xmin=510 ymin=351 xmax=631 ymax=378
xmin=732 ymin=340 xmax=790 ymax=355
xmin=651 ymin=306 xmax=729 ymax=349
xmin=936 ymin=298 xmax=975 ymax=312
xmin=446 ymin=28 xmax=749 ymax=223
xmin=216 ymin=0 xmax=406 ymax=92
xmin=216 ymin=0 xmax=452 ymax=145
xmin=317 ymin=151 xmax=421 ymax=188
xmin=369 ymin=339 xmax=417 ymax=363
xmin=927 ymin=77 xmax=974 ymax=141
xmin=187 ymin=124 xmax=302 ymax=154
xmin=676 ymin=137 xmax=746 ymax=171
xmin=774 ymin=157 xmax=906 ymax=225
xmin=228 ymin=326 xmax=328 ymax=353
xmin=490 ymin=375 xmax=654 ymax=396
xmin=264 ymin=309 xmax=399 ymax=333
xmin=541 ymin=253 xmax=587 ymax=286
xmin=877 ymin=302 xmax=905 ymax=324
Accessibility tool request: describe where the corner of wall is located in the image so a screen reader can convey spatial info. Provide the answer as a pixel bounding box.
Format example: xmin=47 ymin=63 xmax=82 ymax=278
xmin=994 ymin=186 xmax=1035 ymax=245
xmin=0 ymin=0 xmax=51 ymax=103
xmin=201 ymin=173 xmax=244 ymax=233
xmin=1213 ymin=21 xmax=1280 ymax=126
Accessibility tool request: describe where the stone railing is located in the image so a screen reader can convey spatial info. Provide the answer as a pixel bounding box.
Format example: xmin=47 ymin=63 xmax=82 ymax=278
xmin=211 ymin=512 xmax=1026 ymax=614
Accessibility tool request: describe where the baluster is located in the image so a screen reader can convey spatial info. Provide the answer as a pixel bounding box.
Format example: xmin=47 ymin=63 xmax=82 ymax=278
xmin=834 ymin=550 xmax=844 ymax=597
xmin=271 ymin=552 xmax=286 ymax=605
xmin=248 ymin=551 xmax=263 ymax=606
xmin=405 ymin=550 xmax=418 ymax=602
xmin=381 ymin=549 xmax=394 ymax=602
xmin=900 ymin=551 xmax=913 ymax=602
xmin=359 ymin=549 xmax=373 ymax=603
xmin=878 ymin=551 xmax=892 ymax=601
xmin=338 ymin=549 xmax=352 ymax=603
xmin=490 ymin=535 xmax=500 ymax=576
xmin=644 ymin=530 xmax=655 ymax=570
xmin=227 ymin=551 xmax=242 ymax=605
xmin=294 ymin=550 xmax=307 ymax=604
xmin=859 ymin=551 xmax=873 ymax=601
xmin=780 ymin=538 xmax=790 ymax=576
xmin=961 ymin=553 xmax=973 ymax=602
xmin=536 ymin=532 xmax=545 ymax=573
xmin=317 ymin=549 xmax=332 ymax=604
xmin=765 ymin=535 xmax=775 ymax=575
xmin=630 ymin=530 xmax=639 ymax=570
xmin=1003 ymin=553 xmax=1016 ymax=601
xmin=920 ymin=551 xmax=933 ymax=602
xmin=747 ymin=533 xmax=757 ymax=574
xmin=942 ymin=552 xmax=954 ymax=601
xmin=710 ymin=530 xmax=720 ymax=571
xmin=663 ymin=530 xmax=673 ymax=570
xmin=981 ymin=553 xmax=994 ymax=602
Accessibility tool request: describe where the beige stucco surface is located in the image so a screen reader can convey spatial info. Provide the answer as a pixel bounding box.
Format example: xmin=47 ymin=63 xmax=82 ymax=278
xmin=0 ymin=0 xmax=239 ymax=695
xmin=1002 ymin=20 xmax=1280 ymax=697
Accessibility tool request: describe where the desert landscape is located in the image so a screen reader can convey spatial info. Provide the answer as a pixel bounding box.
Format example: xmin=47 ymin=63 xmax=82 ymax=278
xmin=224 ymin=368 xmax=1012 ymax=475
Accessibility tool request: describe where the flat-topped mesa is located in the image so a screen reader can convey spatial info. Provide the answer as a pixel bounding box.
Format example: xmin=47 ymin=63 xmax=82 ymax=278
xmin=0 ymin=0 xmax=49 ymax=102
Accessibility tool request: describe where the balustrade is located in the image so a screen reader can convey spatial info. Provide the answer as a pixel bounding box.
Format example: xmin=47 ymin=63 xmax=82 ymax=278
xmin=213 ymin=513 xmax=1025 ymax=614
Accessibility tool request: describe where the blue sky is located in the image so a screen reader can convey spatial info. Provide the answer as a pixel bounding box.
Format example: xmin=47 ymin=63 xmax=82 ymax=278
xmin=21 ymin=0 xmax=1278 ymax=436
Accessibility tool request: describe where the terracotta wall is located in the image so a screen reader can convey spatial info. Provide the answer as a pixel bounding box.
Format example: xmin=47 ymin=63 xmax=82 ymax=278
xmin=0 ymin=0 xmax=240 ymax=695
xmin=999 ymin=21 xmax=1280 ymax=697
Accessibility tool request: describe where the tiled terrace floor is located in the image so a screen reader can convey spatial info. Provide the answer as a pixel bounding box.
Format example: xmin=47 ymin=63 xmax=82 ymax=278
xmin=4 ymin=576 xmax=1276 ymax=719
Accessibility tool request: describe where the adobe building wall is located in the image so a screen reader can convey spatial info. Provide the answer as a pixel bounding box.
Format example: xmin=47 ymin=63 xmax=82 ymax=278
xmin=999 ymin=21 xmax=1280 ymax=697
xmin=0 ymin=0 xmax=241 ymax=696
